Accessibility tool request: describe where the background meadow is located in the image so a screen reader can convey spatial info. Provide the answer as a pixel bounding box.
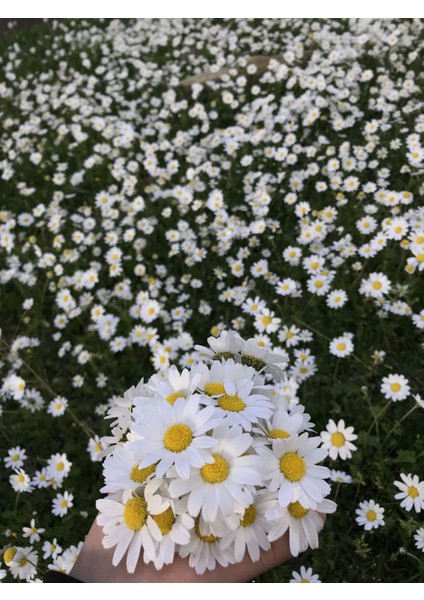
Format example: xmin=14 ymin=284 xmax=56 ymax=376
xmin=0 ymin=18 xmax=423 ymax=582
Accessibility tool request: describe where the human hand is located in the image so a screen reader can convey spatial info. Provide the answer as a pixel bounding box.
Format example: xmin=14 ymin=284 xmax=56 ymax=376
xmin=70 ymin=518 xmax=292 ymax=583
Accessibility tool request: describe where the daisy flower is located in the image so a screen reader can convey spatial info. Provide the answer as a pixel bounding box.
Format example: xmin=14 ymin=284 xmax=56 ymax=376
xmin=194 ymin=329 xmax=242 ymax=362
xmin=220 ymin=492 xmax=273 ymax=563
xmin=241 ymin=296 xmax=267 ymax=316
xmin=267 ymin=497 xmax=337 ymax=557
xmin=408 ymin=242 xmax=424 ymax=271
xmin=178 ymin=516 xmax=232 ymax=575
xmin=4 ymin=446 xmax=27 ymax=470
xmin=290 ymin=565 xmax=321 ymax=583
xmin=320 ymin=419 xmax=358 ymax=460
xmin=414 ymin=527 xmax=424 ymax=552
xmin=47 ymin=396 xmax=68 ymax=417
xmin=142 ymin=484 xmax=194 ymax=569
xmin=330 ymin=470 xmax=352 ymax=484
xmin=101 ymin=445 xmax=157 ymax=501
xmin=169 ymin=424 xmax=262 ymax=523
xmin=60 ymin=542 xmax=83 ymax=572
xmin=130 ymin=395 xmax=219 ymax=480
xmin=275 ymin=278 xmax=297 ymax=296
xmin=359 ymin=272 xmax=391 ymax=298
xmin=355 ymin=499 xmax=385 ymax=530
xmin=194 ymin=358 xmax=266 ymax=396
xmin=371 ymin=349 xmax=386 ymax=364
xmin=329 ymin=334 xmax=354 ymax=358
xmin=261 ymin=432 xmax=331 ymax=509
xmin=254 ymin=308 xmax=281 ymax=333
xmin=140 ymin=299 xmax=162 ymax=324
xmin=87 ymin=436 xmax=104 ymax=461
xmin=96 ymin=489 xmax=169 ymax=573
xmin=326 ymin=289 xmax=348 ymax=309
xmin=46 ymin=453 xmax=72 ymax=482
xmin=1 ymin=374 xmax=26 ymax=400
xmin=42 ymin=539 xmax=62 ymax=560
xmin=52 ymin=491 xmax=74 ymax=517
xmin=380 ymin=374 xmax=410 ymax=401
xmin=22 ymin=519 xmax=45 ymax=543
xmin=278 ymin=325 xmax=300 ymax=348
xmin=412 ymin=310 xmax=424 ymax=330
xmin=203 ymin=375 xmax=273 ymax=432
xmin=134 ymin=364 xmax=203 ymax=412
xmin=238 ymin=336 xmax=288 ymax=381
xmin=47 ymin=555 xmax=71 ymax=575
xmin=3 ymin=546 xmax=38 ymax=582
xmin=393 ymin=473 xmax=424 ymax=512
xmin=253 ymin=408 xmax=304 ymax=447
xmin=10 ymin=468 xmax=32 ymax=493
xmin=414 ymin=394 xmax=424 ymax=409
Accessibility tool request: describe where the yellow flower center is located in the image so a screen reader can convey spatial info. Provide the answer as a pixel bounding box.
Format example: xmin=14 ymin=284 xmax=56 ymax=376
xmin=300 ymin=579 xmax=310 ymax=583
xmin=56 ymin=462 xmax=65 ymax=471
xmin=201 ymin=454 xmax=230 ymax=483
xmin=194 ymin=517 xmax=219 ymax=543
xmin=165 ymin=392 xmax=186 ymax=405
xmin=124 ymin=496 xmax=148 ymax=530
xmin=416 ymin=253 xmax=424 ymax=263
xmin=240 ymin=504 xmax=257 ymax=527
xmin=18 ymin=475 xmax=26 ymax=484
xmin=279 ymin=452 xmax=306 ymax=481
xmin=390 ymin=383 xmax=401 ymax=393
xmin=60 ymin=500 xmax=68 ymax=508
xmin=19 ymin=557 xmax=28 ymax=567
xmin=163 ymin=424 xmax=193 ymax=452
xmin=408 ymin=486 xmax=419 ymax=499
xmin=288 ymin=501 xmax=309 ymax=519
xmin=147 ymin=307 xmax=155 ymax=315
xmin=366 ymin=509 xmax=377 ymax=522
xmin=372 ymin=281 xmax=382 ymax=290
xmin=152 ymin=506 xmax=175 ymax=534
xmin=262 ymin=316 xmax=272 ymax=325
xmin=214 ymin=351 xmax=235 ymax=361
xmin=218 ymin=394 xmax=246 ymax=412
xmin=268 ymin=429 xmax=290 ymax=439
xmin=204 ymin=382 xmax=226 ymax=396
xmin=3 ymin=546 xmax=17 ymax=564
xmin=241 ymin=354 xmax=267 ymax=370
xmin=314 ymin=280 xmax=324 ymax=288
xmin=331 ymin=432 xmax=346 ymax=447
xmin=336 ymin=342 xmax=346 ymax=352
xmin=12 ymin=454 xmax=20 ymax=462
xmin=130 ymin=463 xmax=156 ymax=483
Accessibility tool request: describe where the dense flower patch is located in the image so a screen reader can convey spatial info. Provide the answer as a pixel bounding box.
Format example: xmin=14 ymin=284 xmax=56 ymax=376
xmin=0 ymin=18 xmax=423 ymax=582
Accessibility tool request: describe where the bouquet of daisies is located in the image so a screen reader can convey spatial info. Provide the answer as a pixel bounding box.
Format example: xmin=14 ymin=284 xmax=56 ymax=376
xmin=97 ymin=331 xmax=336 ymax=574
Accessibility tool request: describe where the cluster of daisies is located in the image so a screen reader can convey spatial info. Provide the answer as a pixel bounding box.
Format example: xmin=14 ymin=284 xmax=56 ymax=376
xmin=96 ymin=331 xmax=336 ymax=574
xmin=0 ymin=18 xmax=423 ymax=582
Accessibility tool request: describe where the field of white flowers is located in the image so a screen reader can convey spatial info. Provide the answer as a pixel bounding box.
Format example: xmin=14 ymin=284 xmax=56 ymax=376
xmin=0 ymin=18 xmax=423 ymax=583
